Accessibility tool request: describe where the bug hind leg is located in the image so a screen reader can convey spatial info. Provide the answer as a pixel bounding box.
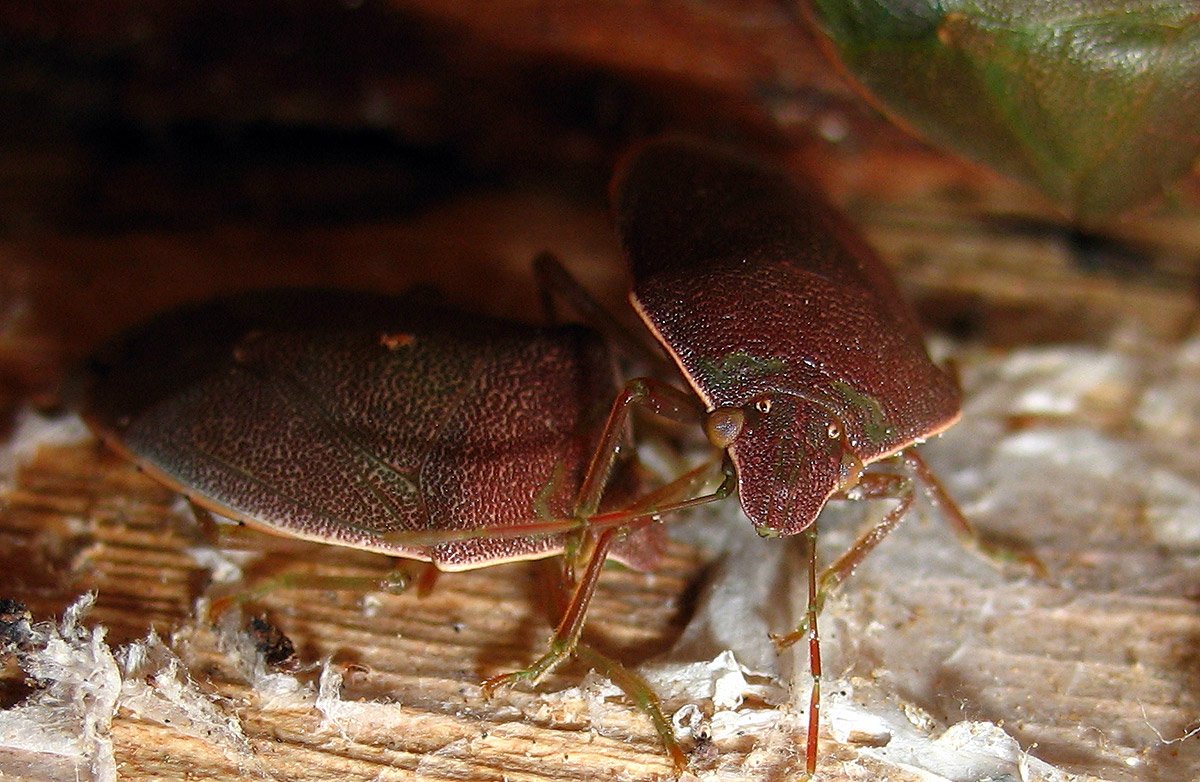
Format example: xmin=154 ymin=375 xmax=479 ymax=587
xmin=207 ymin=560 xmax=429 ymax=620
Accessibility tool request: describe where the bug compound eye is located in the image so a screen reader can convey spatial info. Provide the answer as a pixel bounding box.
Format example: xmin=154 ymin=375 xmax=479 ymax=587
xmin=705 ymin=407 xmax=745 ymax=448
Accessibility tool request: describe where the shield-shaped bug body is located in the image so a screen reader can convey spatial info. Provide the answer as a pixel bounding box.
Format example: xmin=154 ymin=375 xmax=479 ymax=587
xmin=81 ymin=289 xmax=666 ymax=572
xmin=615 ymin=138 xmax=961 ymax=539
xmin=79 ymin=288 xmax=712 ymax=768
xmin=610 ymin=138 xmax=966 ymax=774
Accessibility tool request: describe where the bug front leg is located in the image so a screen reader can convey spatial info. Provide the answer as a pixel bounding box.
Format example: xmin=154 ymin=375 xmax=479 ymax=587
xmin=771 ymin=467 xmax=918 ymax=777
xmin=575 ymin=376 xmax=707 ymax=518
xmin=802 ymin=525 xmax=821 ymax=778
xmin=480 ymin=525 xmax=691 ymax=773
xmin=479 ymin=461 xmax=737 ymax=690
xmin=772 ymin=447 xmax=1044 ymax=651
xmin=480 ymin=382 xmax=736 ymax=770
xmin=770 ymin=469 xmax=914 ymax=650
xmin=574 ymin=642 xmax=688 ymax=772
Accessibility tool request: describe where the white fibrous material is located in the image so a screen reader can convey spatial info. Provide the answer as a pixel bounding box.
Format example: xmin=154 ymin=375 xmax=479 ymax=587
xmin=0 ymin=597 xmax=323 ymax=781
xmin=0 ymin=594 xmax=119 ymax=782
xmin=116 ymin=631 xmax=252 ymax=762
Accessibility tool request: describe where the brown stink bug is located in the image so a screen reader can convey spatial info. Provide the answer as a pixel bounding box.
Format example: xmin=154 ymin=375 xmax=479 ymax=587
xmin=603 ymin=138 xmax=975 ymax=774
xmin=79 ymin=288 xmax=723 ymax=768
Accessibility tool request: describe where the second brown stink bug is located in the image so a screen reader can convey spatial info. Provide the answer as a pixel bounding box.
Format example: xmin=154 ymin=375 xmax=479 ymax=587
xmin=79 ymin=288 xmax=729 ymax=770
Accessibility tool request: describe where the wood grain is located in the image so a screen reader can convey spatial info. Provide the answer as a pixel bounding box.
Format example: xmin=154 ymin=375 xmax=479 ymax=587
xmin=1 ymin=3 xmax=1199 ymax=781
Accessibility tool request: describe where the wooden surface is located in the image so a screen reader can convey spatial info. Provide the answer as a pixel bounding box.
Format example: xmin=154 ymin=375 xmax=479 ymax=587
xmin=3 ymin=182 xmax=1200 ymax=782
xmin=2 ymin=3 xmax=1200 ymax=781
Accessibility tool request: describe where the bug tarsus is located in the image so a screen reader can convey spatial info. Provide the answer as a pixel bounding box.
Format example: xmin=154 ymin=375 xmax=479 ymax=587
xmin=575 ymin=642 xmax=689 ymax=773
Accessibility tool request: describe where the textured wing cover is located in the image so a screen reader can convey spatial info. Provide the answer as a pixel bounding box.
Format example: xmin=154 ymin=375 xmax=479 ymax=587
xmin=81 ymin=290 xmax=628 ymax=570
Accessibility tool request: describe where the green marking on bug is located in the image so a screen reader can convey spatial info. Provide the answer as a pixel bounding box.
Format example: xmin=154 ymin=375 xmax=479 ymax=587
xmin=695 ymin=351 xmax=788 ymax=391
xmin=829 ymin=379 xmax=895 ymax=445
xmin=532 ymin=460 xmax=571 ymax=522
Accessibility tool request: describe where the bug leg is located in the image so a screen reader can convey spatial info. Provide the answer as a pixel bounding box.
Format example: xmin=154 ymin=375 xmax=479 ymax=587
xmin=770 ymin=472 xmax=914 ymax=650
xmin=812 ymin=472 xmax=915 ymax=598
xmin=481 ymin=527 xmax=619 ymax=692
xmin=585 ymin=456 xmax=737 ymax=532
xmin=414 ymin=562 xmax=441 ymax=597
xmin=378 ymin=460 xmax=733 ymax=552
xmin=483 ymin=526 xmax=689 ymax=772
xmin=477 ymin=461 xmax=733 ymax=682
xmin=574 ymin=643 xmax=688 ymax=772
xmin=379 ymin=458 xmax=733 ymax=551
xmin=208 ymin=561 xmax=430 ymax=619
xmin=772 ymin=447 xmax=1045 ymax=650
xmin=185 ymin=499 xmax=223 ymax=543
xmin=576 ymin=377 xmax=706 ymax=519
xmin=802 ymin=524 xmax=821 ymax=778
xmin=533 ymin=253 xmax=676 ymax=374
xmin=904 ymin=450 xmax=1045 ymax=576
xmin=480 ymin=379 xmax=729 ymax=764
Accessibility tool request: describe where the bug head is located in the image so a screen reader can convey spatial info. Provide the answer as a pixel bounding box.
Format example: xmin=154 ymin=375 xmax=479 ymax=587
xmin=705 ymin=393 xmax=863 ymax=537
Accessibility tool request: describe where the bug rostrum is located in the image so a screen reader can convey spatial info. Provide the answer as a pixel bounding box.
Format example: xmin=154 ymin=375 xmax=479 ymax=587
xmin=80 ymin=138 xmax=980 ymax=776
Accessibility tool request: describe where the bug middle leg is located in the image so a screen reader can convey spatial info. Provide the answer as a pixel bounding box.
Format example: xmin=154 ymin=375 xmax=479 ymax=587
xmin=481 ymin=459 xmax=737 ymax=691
xmin=480 ymin=527 xmax=619 ymax=692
